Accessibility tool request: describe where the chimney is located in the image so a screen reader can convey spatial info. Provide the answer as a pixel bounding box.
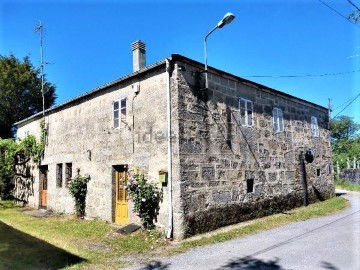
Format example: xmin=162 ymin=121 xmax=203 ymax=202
xmin=131 ymin=40 xmax=146 ymax=72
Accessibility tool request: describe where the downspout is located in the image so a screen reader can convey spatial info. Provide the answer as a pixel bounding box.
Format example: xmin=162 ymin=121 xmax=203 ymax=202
xmin=165 ymin=59 xmax=173 ymax=239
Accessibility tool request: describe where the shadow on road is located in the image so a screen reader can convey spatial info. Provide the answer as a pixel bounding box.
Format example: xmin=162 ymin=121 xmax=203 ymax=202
xmin=0 ymin=221 xmax=86 ymax=269
xmin=139 ymin=261 xmax=171 ymax=270
xmin=219 ymin=255 xmax=283 ymax=269
xmin=321 ymin=261 xmax=340 ymax=270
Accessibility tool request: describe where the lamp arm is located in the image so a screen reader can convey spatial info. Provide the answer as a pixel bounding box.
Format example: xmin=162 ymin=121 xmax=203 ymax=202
xmin=204 ymin=25 xmax=218 ymax=90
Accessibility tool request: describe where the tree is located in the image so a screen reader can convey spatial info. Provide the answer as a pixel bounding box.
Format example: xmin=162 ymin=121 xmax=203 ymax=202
xmin=0 ymin=54 xmax=56 ymax=138
xmin=330 ymin=115 xmax=360 ymax=170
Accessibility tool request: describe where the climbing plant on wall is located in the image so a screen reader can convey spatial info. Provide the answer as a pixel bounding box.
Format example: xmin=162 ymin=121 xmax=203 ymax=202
xmin=68 ymin=172 xmax=90 ymax=218
xmin=127 ymin=172 xmax=163 ymax=230
xmin=0 ymin=120 xmax=46 ymax=199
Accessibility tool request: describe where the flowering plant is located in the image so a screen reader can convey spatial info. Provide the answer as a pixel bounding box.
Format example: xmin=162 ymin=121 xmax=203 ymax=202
xmin=127 ymin=171 xmax=163 ymax=229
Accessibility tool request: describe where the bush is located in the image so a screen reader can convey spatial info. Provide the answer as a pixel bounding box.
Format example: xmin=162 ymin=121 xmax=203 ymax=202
xmin=127 ymin=172 xmax=162 ymax=229
xmin=68 ymin=174 xmax=90 ymax=217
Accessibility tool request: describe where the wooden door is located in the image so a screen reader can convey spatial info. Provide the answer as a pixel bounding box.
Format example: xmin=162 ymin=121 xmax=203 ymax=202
xmin=115 ymin=169 xmax=129 ymax=224
xmin=39 ymin=166 xmax=48 ymax=208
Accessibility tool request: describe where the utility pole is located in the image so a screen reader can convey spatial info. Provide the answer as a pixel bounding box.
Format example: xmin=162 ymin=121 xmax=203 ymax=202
xmin=34 ymin=20 xmax=45 ymax=117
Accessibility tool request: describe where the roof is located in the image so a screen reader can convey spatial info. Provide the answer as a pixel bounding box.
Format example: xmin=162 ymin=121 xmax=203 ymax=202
xmin=15 ymin=54 xmax=327 ymax=127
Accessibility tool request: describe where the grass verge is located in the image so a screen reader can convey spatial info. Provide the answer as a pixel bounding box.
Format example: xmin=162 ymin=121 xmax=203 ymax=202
xmin=0 ymin=196 xmax=349 ymax=268
xmin=0 ymin=201 xmax=166 ymax=269
xmin=335 ymin=178 xmax=360 ymax=192
xmin=168 ymin=196 xmax=348 ymax=255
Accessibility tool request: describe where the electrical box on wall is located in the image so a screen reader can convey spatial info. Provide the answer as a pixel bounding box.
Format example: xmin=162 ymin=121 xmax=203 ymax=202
xmin=159 ymin=170 xmax=168 ymax=183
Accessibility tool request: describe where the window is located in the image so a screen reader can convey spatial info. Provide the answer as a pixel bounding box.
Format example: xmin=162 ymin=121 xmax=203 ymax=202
xmin=56 ymin=163 xmax=63 ymax=188
xmin=239 ymin=98 xmax=253 ymax=127
xmin=113 ymin=101 xmax=120 ymax=128
xmin=121 ymin=98 xmax=126 ymax=124
xmin=113 ymin=98 xmax=127 ymax=129
xmin=272 ymin=107 xmax=284 ymax=132
xmin=246 ymin=179 xmax=254 ymax=193
xmin=65 ymin=163 xmax=72 ymax=186
xmin=311 ymin=116 xmax=319 ymax=137
xmin=317 ymin=168 xmax=321 ymax=177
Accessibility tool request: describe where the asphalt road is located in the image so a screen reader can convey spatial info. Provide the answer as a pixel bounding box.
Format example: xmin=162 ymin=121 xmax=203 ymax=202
xmin=127 ymin=190 xmax=360 ymax=270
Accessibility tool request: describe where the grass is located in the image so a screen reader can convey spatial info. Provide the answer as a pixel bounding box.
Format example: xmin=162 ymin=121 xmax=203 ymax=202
xmin=0 ymin=195 xmax=350 ymax=269
xmin=0 ymin=201 xmax=167 ymax=269
xmin=335 ymin=178 xmax=360 ymax=192
xmin=168 ymin=196 xmax=349 ymax=255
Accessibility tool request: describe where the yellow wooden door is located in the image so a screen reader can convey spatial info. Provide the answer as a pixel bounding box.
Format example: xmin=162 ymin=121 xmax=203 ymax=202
xmin=115 ymin=170 xmax=128 ymax=224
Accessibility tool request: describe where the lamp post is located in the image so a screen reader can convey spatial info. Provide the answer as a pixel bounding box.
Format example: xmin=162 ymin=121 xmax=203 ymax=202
xmin=204 ymin=12 xmax=235 ymax=90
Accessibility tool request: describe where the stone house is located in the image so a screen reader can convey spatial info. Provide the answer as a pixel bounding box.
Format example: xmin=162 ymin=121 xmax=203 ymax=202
xmin=15 ymin=41 xmax=335 ymax=239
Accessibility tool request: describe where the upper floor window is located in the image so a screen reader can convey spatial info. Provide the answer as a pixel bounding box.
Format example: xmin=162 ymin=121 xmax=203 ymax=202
xmin=311 ymin=116 xmax=319 ymax=137
xmin=113 ymin=98 xmax=127 ymax=129
xmin=273 ymin=107 xmax=284 ymax=132
xmin=239 ymin=98 xmax=253 ymax=127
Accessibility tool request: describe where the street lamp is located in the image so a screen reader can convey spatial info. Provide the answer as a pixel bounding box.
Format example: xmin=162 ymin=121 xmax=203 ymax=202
xmin=204 ymin=12 xmax=235 ymax=89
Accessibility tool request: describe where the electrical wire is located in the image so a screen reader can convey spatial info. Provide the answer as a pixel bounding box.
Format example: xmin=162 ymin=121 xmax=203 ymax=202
xmin=347 ymin=0 xmax=360 ymax=12
xmin=332 ymin=92 xmax=360 ymax=110
xmin=243 ymin=69 xmax=360 ymax=78
xmin=318 ymin=0 xmax=360 ymax=28
xmin=332 ymin=92 xmax=360 ymax=118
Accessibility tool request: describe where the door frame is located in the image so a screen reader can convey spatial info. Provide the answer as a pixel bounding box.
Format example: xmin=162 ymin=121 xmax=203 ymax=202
xmin=112 ymin=164 xmax=128 ymax=224
xmin=39 ymin=165 xmax=48 ymax=208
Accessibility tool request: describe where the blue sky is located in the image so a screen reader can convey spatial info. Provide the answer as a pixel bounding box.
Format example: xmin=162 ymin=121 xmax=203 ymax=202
xmin=1 ymin=0 xmax=359 ymax=123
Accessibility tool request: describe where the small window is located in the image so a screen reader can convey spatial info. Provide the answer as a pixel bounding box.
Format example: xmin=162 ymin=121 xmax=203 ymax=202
xmin=317 ymin=168 xmax=321 ymax=177
xmin=120 ymin=98 xmax=127 ymax=124
xmin=113 ymin=101 xmax=120 ymax=128
xmin=113 ymin=98 xmax=127 ymax=129
xmin=311 ymin=116 xmax=319 ymax=137
xmin=56 ymin=163 xmax=63 ymax=188
xmin=65 ymin=163 xmax=72 ymax=186
xmin=272 ymin=107 xmax=284 ymax=132
xmin=246 ymin=179 xmax=254 ymax=193
xmin=239 ymin=98 xmax=253 ymax=127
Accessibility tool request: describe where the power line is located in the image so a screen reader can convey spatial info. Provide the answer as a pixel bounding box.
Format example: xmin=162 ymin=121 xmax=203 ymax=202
xmin=318 ymin=0 xmax=360 ymax=28
xmin=332 ymin=92 xmax=360 ymax=118
xmin=243 ymin=69 xmax=360 ymax=78
xmin=347 ymin=0 xmax=360 ymax=12
xmin=332 ymin=92 xmax=360 ymax=110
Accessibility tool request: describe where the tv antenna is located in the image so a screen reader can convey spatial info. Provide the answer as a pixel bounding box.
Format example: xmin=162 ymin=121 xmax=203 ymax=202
xmin=34 ymin=20 xmax=47 ymax=117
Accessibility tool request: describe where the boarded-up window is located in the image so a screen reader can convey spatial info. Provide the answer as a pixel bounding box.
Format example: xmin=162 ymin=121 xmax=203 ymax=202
xmin=239 ymin=98 xmax=253 ymax=127
xmin=311 ymin=116 xmax=319 ymax=137
xmin=273 ymin=107 xmax=284 ymax=132
xmin=65 ymin=163 xmax=72 ymax=186
xmin=56 ymin=163 xmax=63 ymax=188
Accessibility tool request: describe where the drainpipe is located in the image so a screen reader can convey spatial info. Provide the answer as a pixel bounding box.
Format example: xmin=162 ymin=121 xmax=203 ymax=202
xmin=165 ymin=59 xmax=173 ymax=239
xmin=299 ymin=151 xmax=309 ymax=206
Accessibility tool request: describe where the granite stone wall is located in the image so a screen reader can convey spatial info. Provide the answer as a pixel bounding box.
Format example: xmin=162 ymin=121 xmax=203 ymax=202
xmin=174 ymin=60 xmax=335 ymax=238
xmin=340 ymin=169 xmax=360 ymax=184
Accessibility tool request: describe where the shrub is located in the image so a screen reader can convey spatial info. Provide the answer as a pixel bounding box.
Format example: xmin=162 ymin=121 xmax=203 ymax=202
xmin=68 ymin=174 xmax=90 ymax=217
xmin=127 ymin=172 xmax=162 ymax=229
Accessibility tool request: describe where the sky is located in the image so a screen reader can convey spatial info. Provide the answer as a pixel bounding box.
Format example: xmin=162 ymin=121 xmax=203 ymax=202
xmin=1 ymin=0 xmax=360 ymax=123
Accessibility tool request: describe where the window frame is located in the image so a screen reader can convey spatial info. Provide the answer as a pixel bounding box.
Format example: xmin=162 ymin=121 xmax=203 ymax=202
xmin=311 ymin=116 xmax=319 ymax=137
xmin=56 ymin=163 xmax=63 ymax=188
xmin=65 ymin=163 xmax=72 ymax=187
xmin=239 ymin=98 xmax=254 ymax=127
xmin=272 ymin=107 xmax=284 ymax=132
xmin=113 ymin=97 xmax=127 ymax=129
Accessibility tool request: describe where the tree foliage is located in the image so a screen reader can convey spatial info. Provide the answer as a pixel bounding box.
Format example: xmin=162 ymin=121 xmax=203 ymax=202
xmin=0 ymin=54 xmax=56 ymax=138
xmin=0 ymin=130 xmax=45 ymax=199
xmin=330 ymin=115 xmax=360 ymax=170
